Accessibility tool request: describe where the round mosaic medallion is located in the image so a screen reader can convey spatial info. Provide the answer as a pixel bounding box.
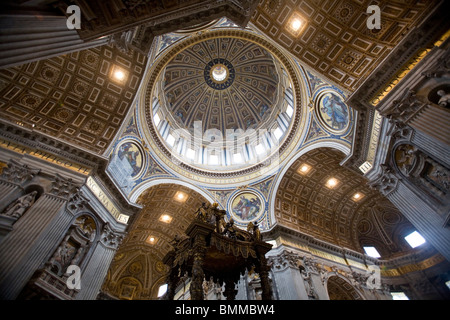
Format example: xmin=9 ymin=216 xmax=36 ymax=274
xmin=204 ymin=58 xmax=235 ymax=90
xmin=316 ymin=91 xmax=349 ymax=132
xmin=229 ymin=191 xmax=265 ymax=223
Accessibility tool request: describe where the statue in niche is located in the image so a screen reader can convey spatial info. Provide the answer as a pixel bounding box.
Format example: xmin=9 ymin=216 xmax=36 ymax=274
xmin=395 ymin=144 xmax=417 ymax=176
xmin=301 ymin=269 xmax=318 ymax=300
xmin=50 ymin=237 xmax=78 ymax=274
xmin=2 ymin=191 xmax=37 ymax=219
xmin=74 ymin=215 xmax=96 ymax=241
xmin=437 ymin=89 xmax=450 ymax=108
xmin=428 ymin=166 xmax=450 ymax=192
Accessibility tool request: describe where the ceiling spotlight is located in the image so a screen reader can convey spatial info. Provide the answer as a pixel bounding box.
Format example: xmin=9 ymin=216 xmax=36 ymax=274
xmin=352 ymin=192 xmax=365 ymax=201
xmin=291 ymin=19 xmax=302 ymax=31
xmin=298 ymin=163 xmax=311 ymax=174
xmin=287 ymin=12 xmax=306 ymax=36
xmin=111 ymin=66 xmax=127 ymax=82
xmin=147 ymin=236 xmax=157 ymax=244
xmin=175 ymin=191 xmax=187 ymax=202
xmin=326 ymin=178 xmax=339 ymax=189
xmin=114 ymin=70 xmax=125 ymax=81
xmin=159 ymin=214 xmax=173 ymax=223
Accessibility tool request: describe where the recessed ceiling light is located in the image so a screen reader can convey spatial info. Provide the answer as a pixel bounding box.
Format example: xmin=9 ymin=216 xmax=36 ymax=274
xmin=111 ymin=66 xmax=127 ymax=83
xmin=175 ymin=191 xmax=187 ymax=202
xmin=159 ymin=214 xmax=172 ymax=223
xmin=326 ymin=178 xmax=339 ymax=189
xmin=291 ymin=19 xmax=302 ymax=31
xmin=287 ymin=12 xmax=306 ymax=36
xmin=298 ymin=163 xmax=311 ymax=174
xmin=352 ymin=192 xmax=364 ymax=201
xmin=114 ymin=70 xmax=125 ymax=81
xmin=147 ymin=236 xmax=157 ymax=244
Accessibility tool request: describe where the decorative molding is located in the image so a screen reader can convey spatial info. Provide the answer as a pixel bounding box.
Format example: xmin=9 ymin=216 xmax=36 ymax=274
xmin=368 ymin=165 xmax=399 ymax=196
xmin=49 ymin=174 xmax=80 ymax=200
xmin=101 ymin=223 xmax=126 ymax=249
xmin=0 ymin=159 xmax=40 ymax=186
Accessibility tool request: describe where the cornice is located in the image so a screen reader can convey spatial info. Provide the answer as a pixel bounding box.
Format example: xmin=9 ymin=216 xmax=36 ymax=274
xmin=0 ymin=119 xmax=141 ymax=215
xmin=262 ymin=224 xmax=447 ymax=276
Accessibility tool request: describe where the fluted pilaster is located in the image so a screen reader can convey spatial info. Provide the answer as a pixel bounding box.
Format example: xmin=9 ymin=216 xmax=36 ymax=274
xmin=0 ymin=14 xmax=109 ymax=69
xmin=0 ymin=193 xmax=71 ymax=299
xmin=388 ymin=181 xmax=450 ymax=261
xmin=76 ymin=241 xmax=118 ymax=300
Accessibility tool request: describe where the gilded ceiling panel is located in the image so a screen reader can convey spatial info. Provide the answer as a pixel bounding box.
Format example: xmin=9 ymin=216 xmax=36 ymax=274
xmin=0 ymin=44 xmax=147 ymax=155
xmin=275 ymin=147 xmax=419 ymax=257
xmin=103 ymin=183 xmax=209 ymax=299
xmin=251 ymin=0 xmax=440 ymax=92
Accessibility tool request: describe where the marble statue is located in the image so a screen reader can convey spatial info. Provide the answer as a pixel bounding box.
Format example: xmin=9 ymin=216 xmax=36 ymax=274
xmin=2 ymin=191 xmax=37 ymax=219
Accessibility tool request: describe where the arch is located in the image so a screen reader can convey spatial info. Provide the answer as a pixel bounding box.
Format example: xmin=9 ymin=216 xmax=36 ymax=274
xmin=268 ymin=142 xmax=350 ymax=228
xmin=129 ymin=177 xmax=214 ymax=205
xmin=102 ymin=181 xmax=211 ymax=300
xmin=23 ymin=184 xmax=45 ymax=200
xmin=325 ymin=274 xmax=364 ymax=300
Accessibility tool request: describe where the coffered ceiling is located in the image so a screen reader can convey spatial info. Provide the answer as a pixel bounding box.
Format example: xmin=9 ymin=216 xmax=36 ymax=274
xmin=0 ymin=0 xmax=439 ymax=156
xmin=102 ymin=183 xmax=208 ymax=299
xmin=275 ymin=147 xmax=417 ymax=258
xmin=0 ymin=44 xmax=147 ymax=155
xmin=251 ymin=0 xmax=440 ymax=92
xmin=162 ymin=37 xmax=281 ymax=134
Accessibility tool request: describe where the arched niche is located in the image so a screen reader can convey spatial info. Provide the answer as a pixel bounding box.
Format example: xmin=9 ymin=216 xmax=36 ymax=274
xmin=326 ymin=275 xmax=364 ymax=300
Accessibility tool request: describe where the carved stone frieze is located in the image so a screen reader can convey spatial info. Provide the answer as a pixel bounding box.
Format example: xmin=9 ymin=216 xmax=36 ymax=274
xmin=368 ymin=165 xmax=400 ymax=196
xmin=0 ymin=160 xmax=40 ymax=186
xmin=66 ymin=189 xmax=90 ymax=213
xmin=302 ymin=256 xmax=319 ymax=274
xmin=421 ymin=46 xmax=450 ymax=79
xmin=268 ymin=250 xmax=300 ymax=271
xmin=101 ymin=223 xmax=125 ymax=249
xmin=386 ymin=89 xmax=428 ymax=124
xmin=49 ymin=174 xmax=79 ymax=199
xmin=386 ymin=120 xmax=414 ymax=141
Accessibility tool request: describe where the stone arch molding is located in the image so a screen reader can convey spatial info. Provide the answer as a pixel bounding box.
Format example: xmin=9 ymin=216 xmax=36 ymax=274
xmin=267 ymin=141 xmax=351 ymax=229
xmin=129 ymin=177 xmax=215 ymax=205
xmin=325 ymin=273 xmax=365 ymax=300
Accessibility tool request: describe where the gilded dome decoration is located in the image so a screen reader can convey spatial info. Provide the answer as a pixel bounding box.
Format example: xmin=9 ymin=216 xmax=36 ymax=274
xmin=140 ymin=29 xmax=308 ymax=186
xmin=205 ymin=59 xmax=234 ymax=89
xmin=161 ymin=38 xmax=280 ymax=134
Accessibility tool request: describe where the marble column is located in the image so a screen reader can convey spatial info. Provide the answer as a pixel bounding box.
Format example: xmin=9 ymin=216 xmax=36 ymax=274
xmin=0 ymin=193 xmax=70 ymax=299
xmin=387 ymin=180 xmax=450 ymax=261
xmin=190 ymin=238 xmax=207 ymax=300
